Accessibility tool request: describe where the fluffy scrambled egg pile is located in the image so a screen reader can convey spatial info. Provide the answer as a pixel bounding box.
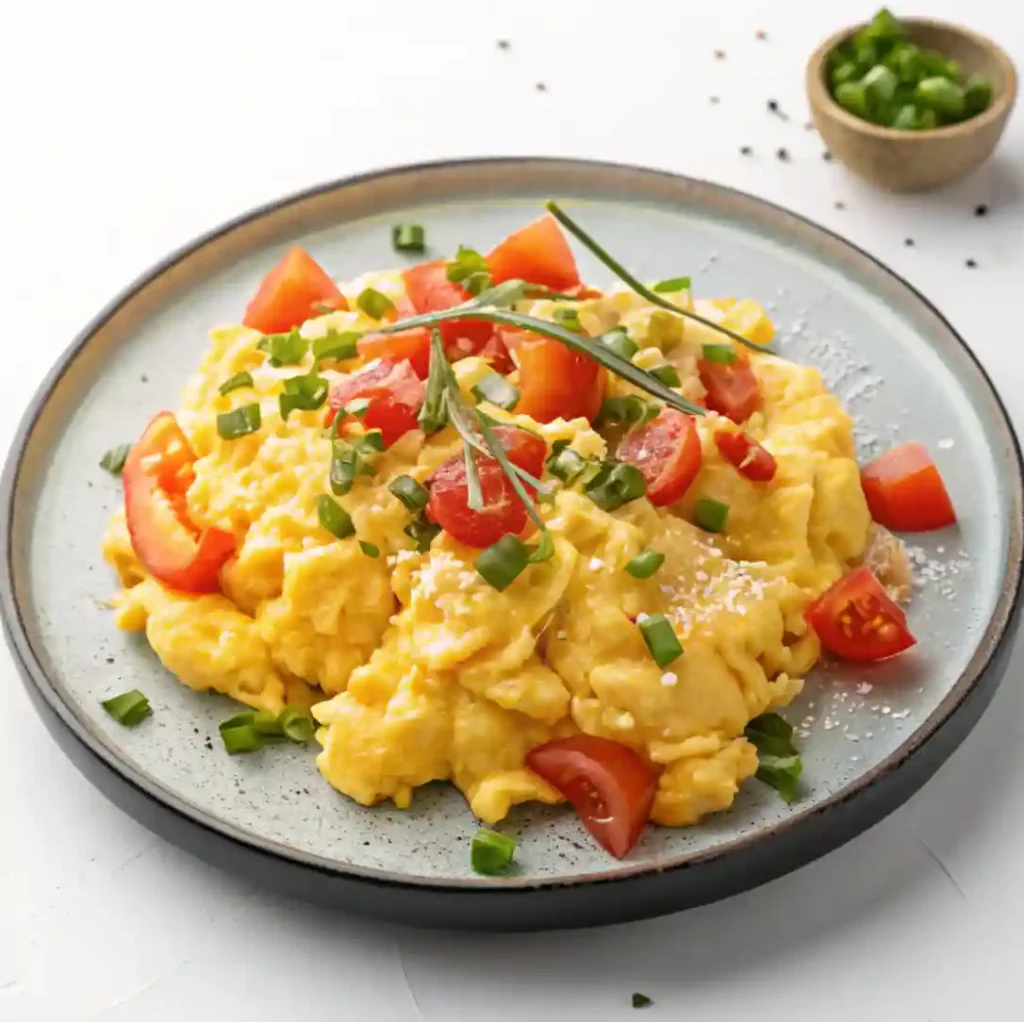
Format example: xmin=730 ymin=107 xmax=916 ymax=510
xmin=103 ymin=275 xmax=873 ymax=829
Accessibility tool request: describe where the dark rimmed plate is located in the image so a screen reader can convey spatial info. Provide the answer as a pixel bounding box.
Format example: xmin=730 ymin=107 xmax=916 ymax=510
xmin=2 ymin=158 xmax=1021 ymax=931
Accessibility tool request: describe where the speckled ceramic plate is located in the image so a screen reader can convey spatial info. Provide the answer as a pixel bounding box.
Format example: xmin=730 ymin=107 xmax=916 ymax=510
xmin=3 ymin=159 xmax=1021 ymax=931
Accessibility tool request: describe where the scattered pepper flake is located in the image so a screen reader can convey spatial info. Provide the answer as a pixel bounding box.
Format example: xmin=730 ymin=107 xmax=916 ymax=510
xmin=966 ymin=258 xmax=978 ymax=268
xmin=804 ymin=120 xmax=816 ymax=131
xmin=714 ymin=48 xmax=727 ymax=60
xmin=904 ymin=238 xmax=915 ymax=247
xmin=632 ymin=993 xmax=654 ymax=1009
xmin=822 ymin=150 xmax=834 ymax=162
xmin=740 ymin=145 xmax=753 ymax=156
xmin=767 ymin=99 xmax=780 ymax=113
xmin=535 ymin=81 xmax=547 ymax=92
xmin=974 ymin=203 xmax=988 ymax=216
xmin=709 ymin=95 xmax=720 ymax=104
xmin=496 ymin=39 xmax=510 ymax=50
xmin=834 ymin=200 xmax=846 ymax=210
xmin=776 ymin=147 xmax=791 ymax=162
xmin=755 ymin=29 xmax=768 ymax=40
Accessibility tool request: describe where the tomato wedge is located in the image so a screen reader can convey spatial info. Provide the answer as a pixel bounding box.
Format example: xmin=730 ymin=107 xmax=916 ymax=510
xmin=714 ymin=430 xmax=777 ymax=482
xmin=506 ymin=329 xmax=606 ymax=424
xmin=479 ymin=333 xmax=515 ymax=375
xmin=806 ymin=566 xmax=916 ymax=662
xmin=698 ymin=356 xmax=760 ymax=424
xmin=526 ymin=735 xmax=658 ymax=858
xmin=861 ymin=443 xmax=956 ymax=532
xmin=357 ymin=327 xmax=431 ymax=379
xmin=242 ymin=247 xmax=342 ymax=335
xmin=487 ymin=215 xmax=581 ymax=292
xmin=617 ymin=409 xmax=702 ymax=506
xmin=425 ymin=427 xmax=547 ymax=548
xmin=402 ymin=261 xmax=493 ymax=357
xmin=123 ymin=413 xmax=235 ymax=594
xmin=325 ymin=359 xmax=424 ymax=446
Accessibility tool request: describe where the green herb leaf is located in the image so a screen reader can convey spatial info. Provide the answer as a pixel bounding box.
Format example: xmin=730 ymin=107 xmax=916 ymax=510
xmin=389 ymin=475 xmax=430 ymax=512
xmin=392 ymin=223 xmax=426 ymax=254
xmin=404 ymin=515 xmax=441 ymax=552
xmin=317 ymin=493 xmax=355 ymax=539
xmin=756 ymin=754 xmax=803 ymax=803
xmin=99 ymin=443 xmax=132 ymax=475
xmin=356 ymin=287 xmax=396 ymax=321
xmin=218 ymin=371 xmax=254 ymax=396
xmin=652 ymin=276 xmax=692 ymax=293
xmin=418 ymin=330 xmax=449 ymax=434
xmin=745 ymin=712 xmax=798 ymax=758
xmin=649 ymin=363 xmax=681 ymax=387
xmin=446 ymin=246 xmax=489 ymax=290
xmin=359 ymin=540 xmax=380 ymax=558
xmin=599 ymin=327 xmax=638 ymax=362
xmin=217 ymin=403 xmax=262 ymax=440
xmin=596 ymin=395 xmax=659 ymax=428
xmin=546 ymin=446 xmax=586 ymax=484
xmin=101 ymin=689 xmax=151 ymax=727
xmin=471 ymin=828 xmax=516 ymax=875
xmin=472 ymin=372 xmax=520 ymax=411
xmin=312 ymin=330 xmax=360 ymax=363
xmin=476 ymin=534 xmax=529 ymax=590
xmin=258 ymin=329 xmax=308 ymax=367
xmin=527 ymin=530 xmax=555 ymax=563
xmin=701 ymin=343 xmax=737 ymax=365
xmin=464 ymin=442 xmax=484 ymax=511
xmin=279 ymin=372 xmax=329 ymax=420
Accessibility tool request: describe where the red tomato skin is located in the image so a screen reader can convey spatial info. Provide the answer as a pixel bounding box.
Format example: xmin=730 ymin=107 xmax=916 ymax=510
xmin=325 ymin=359 xmax=424 ymax=446
xmin=123 ymin=412 xmax=235 ymax=594
xmin=861 ymin=443 xmax=956 ymax=532
xmin=242 ymin=247 xmax=342 ymax=335
xmin=401 ymin=261 xmax=493 ymax=356
xmin=356 ymin=327 xmax=432 ymax=379
xmin=479 ymin=333 xmax=515 ymax=375
xmin=617 ymin=409 xmax=702 ymax=506
xmin=487 ymin=215 xmax=582 ymax=292
xmin=698 ymin=357 xmax=760 ymax=424
xmin=805 ymin=566 xmax=917 ymax=662
xmin=363 ymin=397 xmax=421 ymax=448
xmin=714 ymin=430 xmax=777 ymax=482
xmin=510 ymin=330 xmax=606 ymax=424
xmin=526 ymin=735 xmax=659 ymax=859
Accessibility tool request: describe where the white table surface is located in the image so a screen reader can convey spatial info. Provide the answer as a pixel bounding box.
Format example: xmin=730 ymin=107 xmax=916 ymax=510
xmin=3 ymin=0 xmax=1024 ymax=1018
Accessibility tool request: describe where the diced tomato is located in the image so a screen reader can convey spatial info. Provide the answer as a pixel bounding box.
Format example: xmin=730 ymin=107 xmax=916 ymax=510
xmin=325 ymin=358 xmax=424 ymax=446
xmin=479 ymin=333 xmax=515 ymax=375
xmin=312 ymin=294 xmax=350 ymax=314
xmin=487 ymin=215 xmax=582 ymax=292
xmin=242 ymin=247 xmax=342 ymax=335
xmin=425 ymin=427 xmax=547 ymax=548
xmin=507 ymin=329 xmax=606 ymax=424
xmin=123 ymin=413 xmax=235 ymax=594
xmin=357 ymin=327 xmax=432 ymax=379
xmin=617 ymin=409 xmax=702 ymax=506
xmin=714 ymin=430 xmax=777 ymax=482
xmin=806 ymin=566 xmax=916 ymax=662
xmin=698 ymin=356 xmax=760 ymax=423
xmin=526 ymin=735 xmax=658 ymax=859
xmin=401 ymin=261 xmax=493 ymax=357
xmin=861 ymin=443 xmax=956 ymax=533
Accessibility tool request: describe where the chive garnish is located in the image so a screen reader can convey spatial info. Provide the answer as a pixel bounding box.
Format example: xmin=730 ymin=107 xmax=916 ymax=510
xmin=392 ymin=223 xmax=426 ymax=254
xmin=552 ymin=306 xmax=581 ymax=330
xmin=596 ymin=395 xmax=659 ymax=428
xmin=476 ymin=534 xmax=529 ymax=590
xmin=418 ymin=331 xmax=449 ymax=434
xmin=359 ymin=541 xmax=380 ymax=558
xmin=472 ymin=372 xmax=520 ymax=411
xmin=317 ymin=494 xmax=355 ymax=539
xmin=279 ymin=372 xmax=329 ymax=420
xmin=745 ymin=712 xmax=798 ymax=758
xmin=625 ymin=550 xmax=665 ymax=579
xmin=546 ymin=446 xmax=586 ymax=484
xmin=258 ymin=329 xmax=308 ymax=366
xmin=447 ymin=246 xmax=491 ymax=296
xmin=312 ymin=330 xmax=360 ymax=363
xmin=638 ymin=612 xmax=683 ymax=667
xmin=101 ymin=689 xmax=151 ymax=727
xmin=471 ymin=828 xmax=516 ymax=875
xmin=585 ymin=462 xmax=646 ymax=512
xmin=389 ymin=474 xmax=430 ymax=512
xmin=253 ymin=710 xmax=283 ymax=736
xmin=652 ymin=276 xmax=692 ymax=293
xmin=219 ymin=371 xmax=254 ymax=396
xmin=100 ymin=443 xmax=132 ymax=475
xmin=755 ymin=754 xmax=802 ymax=803
xmin=599 ymin=327 xmax=638 ymax=362
xmin=693 ymin=496 xmax=729 ymax=533
xmin=279 ymin=707 xmax=315 ymax=744
xmin=404 ymin=515 xmax=441 ymax=552
xmin=527 ymin=530 xmax=555 ymax=563
xmin=217 ymin=403 xmax=261 ymax=439
xmin=701 ymin=343 xmax=737 ymax=365
xmin=649 ymin=363 xmax=681 ymax=387
xmin=356 ymin=288 xmax=395 ymax=321
xmin=463 ymin=442 xmax=484 ymax=511
xmin=221 ymin=723 xmax=263 ymax=755
xmin=219 ymin=711 xmax=255 ymax=731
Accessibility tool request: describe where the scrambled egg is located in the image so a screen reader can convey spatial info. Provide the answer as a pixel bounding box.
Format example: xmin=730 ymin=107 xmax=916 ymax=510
xmin=103 ymin=273 xmax=873 ymax=831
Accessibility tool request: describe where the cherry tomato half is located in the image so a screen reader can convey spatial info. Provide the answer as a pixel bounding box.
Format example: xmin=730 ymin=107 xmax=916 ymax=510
xmin=401 ymin=261 xmax=493 ymax=357
xmin=526 ymin=735 xmax=659 ymax=858
xmin=861 ymin=442 xmax=956 ymax=533
xmin=242 ymin=247 xmax=342 ymax=335
xmin=487 ymin=214 xmax=581 ymax=292
xmin=714 ymin=430 xmax=777 ymax=482
xmin=698 ymin=356 xmax=760 ymax=424
xmin=325 ymin=359 xmax=424 ymax=446
xmin=617 ymin=409 xmax=702 ymax=506
xmin=805 ymin=566 xmax=917 ymax=662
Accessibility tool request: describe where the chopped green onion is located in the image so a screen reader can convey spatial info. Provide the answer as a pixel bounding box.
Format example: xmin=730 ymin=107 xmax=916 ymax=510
xmin=219 ymin=711 xmax=255 ymax=731
xmin=862 ymin=64 xmax=898 ymax=107
xmin=330 ymin=446 xmax=357 ymax=495
xmin=745 ymin=712 xmax=798 ymax=758
xmin=389 ymin=474 xmax=430 ymax=512
xmin=632 ymin=993 xmax=654 ymax=1010
xmin=446 ymin=245 xmax=489 ymax=287
xmin=701 ymin=343 xmax=737 ymax=365
xmin=101 ymin=689 xmax=151 ymax=727
xmin=317 ymin=494 xmax=355 ymax=539
xmin=217 ymin=403 xmax=262 ymax=440
xmin=693 ymin=496 xmax=729 ymax=533
xmin=527 ymin=530 xmax=555 ymax=563
xmin=638 ymin=612 xmax=683 ymax=668
xmin=471 ymin=828 xmax=516 ymax=875
xmin=221 ymin=723 xmax=263 ymax=755
xmin=585 ymin=462 xmax=647 ymax=512
xmin=835 ymin=81 xmax=869 ymax=119
xmin=652 ymin=276 xmax=691 ymax=293
xmin=964 ymin=72 xmax=993 ymax=116
xmin=404 ymin=515 xmax=441 ymax=552
xmin=392 ymin=223 xmax=426 ymax=254
xmin=258 ymin=329 xmax=308 ymax=367
xmin=279 ymin=707 xmax=315 ymax=744
xmin=279 ymin=372 xmax=329 ymax=420
xmin=579 ymin=459 xmax=606 ymax=487
xmin=359 ymin=541 xmax=380 ymax=558
xmin=553 ymin=306 xmax=581 ymax=330
xmin=892 ymin=103 xmax=920 ymax=130
xmin=546 ymin=446 xmax=586 ymax=484
xmin=831 ymin=61 xmax=860 ymax=88
xmin=357 ymin=430 xmax=385 ymax=453
xmin=914 ymin=76 xmax=965 ymax=118
xmin=253 ymin=710 xmax=283 ymax=736
xmin=464 ymin=443 xmax=484 ymax=511
xmin=599 ymin=327 xmax=638 ymax=362
xmin=596 ymin=395 xmax=659 ymax=428
xmin=99 ymin=443 xmax=132 ymax=475
xmin=344 ymin=397 xmax=372 ymax=418
xmin=756 ymin=754 xmax=802 ymax=803
xmin=648 ymin=364 xmax=681 ymax=387
xmin=418 ymin=330 xmax=449 ymax=434
xmin=626 ymin=550 xmax=665 ymax=579
xmin=476 ymin=534 xmax=529 ymax=590
xmin=356 ymin=287 xmax=396 ymax=321
xmin=312 ymin=330 xmax=360 ymax=363
xmin=472 ymin=372 xmax=520 ymax=410
xmin=218 ymin=371 xmax=254 ymax=396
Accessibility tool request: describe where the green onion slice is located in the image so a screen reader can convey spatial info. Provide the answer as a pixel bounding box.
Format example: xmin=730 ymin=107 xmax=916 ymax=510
xmin=638 ymin=612 xmax=683 ymax=667
xmin=599 ymin=327 xmax=638 ymax=362
xmin=585 ymin=462 xmax=647 ymax=512
xmin=279 ymin=707 xmax=316 ymax=744
xmin=447 ymin=246 xmax=489 ymax=290
xmin=253 ymin=710 xmax=283 ymax=736
xmin=100 ymin=443 xmax=132 ymax=475
xmin=596 ymin=395 xmax=659 ymax=428
xmin=626 ymin=550 xmax=665 ymax=579
xmin=471 ymin=828 xmax=516 ymax=875
xmin=756 ymin=754 xmax=803 ymax=803
xmin=258 ymin=329 xmax=308 ymax=367
xmin=218 ymin=711 xmax=255 ymax=731
xmin=359 ymin=541 xmax=380 ymax=558
xmin=404 ymin=515 xmax=441 ymax=552
xmin=418 ymin=330 xmax=449 ymax=434
xmin=221 ymin=723 xmax=263 ymax=755
xmin=648 ymin=364 xmax=681 ymax=387
xmin=652 ymin=276 xmax=692 ymax=293
xmin=356 ymin=288 xmax=396 ymax=321
xmin=553 ymin=306 xmax=581 ymax=330
xmin=693 ymin=496 xmax=729 ymax=533
xmin=527 ymin=530 xmax=555 ymax=563
xmin=476 ymin=534 xmax=529 ymax=590
xmin=701 ymin=343 xmax=737 ymax=365
xmin=392 ymin=223 xmax=426 ymax=254
xmin=464 ymin=442 xmax=484 ymax=511
xmin=745 ymin=712 xmax=798 ymax=758
xmin=547 ymin=446 xmax=586 ymax=484
xmin=389 ymin=474 xmax=430 ymax=512
xmin=472 ymin=372 xmax=520 ymax=410
xmin=217 ymin=403 xmax=262 ymax=440
xmin=101 ymin=689 xmax=151 ymax=727
xmin=279 ymin=372 xmax=329 ymax=420
xmin=218 ymin=371 xmax=254 ymax=396
xmin=317 ymin=494 xmax=355 ymax=539
xmin=312 ymin=330 xmax=359 ymax=363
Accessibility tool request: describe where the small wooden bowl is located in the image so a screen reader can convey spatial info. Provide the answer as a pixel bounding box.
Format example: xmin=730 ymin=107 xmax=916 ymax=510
xmin=807 ymin=18 xmax=1017 ymax=192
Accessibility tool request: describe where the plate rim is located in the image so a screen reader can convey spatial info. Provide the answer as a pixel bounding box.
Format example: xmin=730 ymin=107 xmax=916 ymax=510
xmin=3 ymin=156 xmax=1022 ymax=905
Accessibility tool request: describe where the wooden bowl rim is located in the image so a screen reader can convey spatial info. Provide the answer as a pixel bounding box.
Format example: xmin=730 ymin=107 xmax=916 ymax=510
xmin=806 ymin=16 xmax=1017 ymax=141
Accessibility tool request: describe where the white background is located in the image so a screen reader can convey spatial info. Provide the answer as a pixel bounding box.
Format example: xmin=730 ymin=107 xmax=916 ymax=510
xmin=2 ymin=1 xmax=1023 ymax=1018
